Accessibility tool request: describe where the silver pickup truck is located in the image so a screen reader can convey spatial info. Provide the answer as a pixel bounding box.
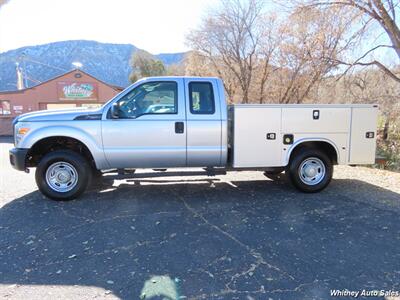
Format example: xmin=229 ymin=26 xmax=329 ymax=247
xmin=9 ymin=76 xmax=378 ymax=200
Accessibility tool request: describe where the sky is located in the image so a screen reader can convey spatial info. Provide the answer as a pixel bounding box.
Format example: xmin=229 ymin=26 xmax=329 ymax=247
xmin=0 ymin=0 xmax=396 ymax=64
xmin=0 ymin=0 xmax=218 ymax=54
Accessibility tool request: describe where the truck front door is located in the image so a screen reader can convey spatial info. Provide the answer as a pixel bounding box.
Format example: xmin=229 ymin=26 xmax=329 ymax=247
xmin=101 ymin=79 xmax=187 ymax=168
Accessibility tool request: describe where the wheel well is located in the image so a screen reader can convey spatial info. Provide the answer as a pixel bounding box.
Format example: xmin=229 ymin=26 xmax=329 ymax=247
xmin=289 ymin=141 xmax=338 ymax=164
xmin=26 ymin=136 xmax=95 ymax=168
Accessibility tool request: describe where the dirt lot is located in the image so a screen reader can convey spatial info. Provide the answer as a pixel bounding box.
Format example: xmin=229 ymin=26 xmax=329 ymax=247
xmin=1 ymin=137 xmax=400 ymax=300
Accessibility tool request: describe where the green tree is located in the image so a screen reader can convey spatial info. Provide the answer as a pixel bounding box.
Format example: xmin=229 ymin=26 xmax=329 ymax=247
xmin=129 ymin=50 xmax=166 ymax=82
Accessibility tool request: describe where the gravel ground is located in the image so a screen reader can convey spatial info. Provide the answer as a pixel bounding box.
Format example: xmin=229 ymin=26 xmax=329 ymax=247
xmin=0 ymin=137 xmax=400 ymax=300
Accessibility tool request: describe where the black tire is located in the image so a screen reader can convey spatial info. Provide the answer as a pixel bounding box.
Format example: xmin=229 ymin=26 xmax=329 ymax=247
xmin=35 ymin=150 xmax=92 ymax=201
xmin=264 ymin=167 xmax=285 ymax=181
xmin=90 ymin=168 xmax=103 ymax=188
xmin=92 ymin=168 xmax=103 ymax=178
xmin=286 ymin=149 xmax=333 ymax=193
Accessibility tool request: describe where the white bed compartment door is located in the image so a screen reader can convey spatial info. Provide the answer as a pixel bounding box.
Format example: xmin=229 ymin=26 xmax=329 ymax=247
xmin=349 ymin=107 xmax=378 ymax=164
xmin=233 ymin=107 xmax=282 ymax=167
xmin=282 ymin=107 xmax=350 ymax=133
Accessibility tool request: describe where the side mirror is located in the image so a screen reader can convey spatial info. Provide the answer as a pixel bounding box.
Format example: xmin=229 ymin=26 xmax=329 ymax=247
xmin=110 ymin=102 xmax=119 ymax=119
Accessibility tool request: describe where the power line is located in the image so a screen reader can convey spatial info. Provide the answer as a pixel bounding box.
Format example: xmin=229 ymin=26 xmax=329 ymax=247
xmin=16 ymin=54 xmax=69 ymax=88
xmin=23 ymin=72 xmax=42 ymax=85
xmin=21 ymin=56 xmax=68 ymax=72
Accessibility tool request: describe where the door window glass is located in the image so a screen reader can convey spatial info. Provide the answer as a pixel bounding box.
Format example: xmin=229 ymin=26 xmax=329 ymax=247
xmin=189 ymin=82 xmax=215 ymax=115
xmin=116 ymin=81 xmax=177 ymax=119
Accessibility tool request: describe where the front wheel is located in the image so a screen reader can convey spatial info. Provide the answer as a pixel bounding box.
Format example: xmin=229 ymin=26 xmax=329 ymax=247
xmin=286 ymin=149 xmax=333 ymax=193
xmin=35 ymin=150 xmax=91 ymax=201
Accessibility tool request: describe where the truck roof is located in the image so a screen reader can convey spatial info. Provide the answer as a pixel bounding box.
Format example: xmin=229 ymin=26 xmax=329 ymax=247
xmin=231 ymin=104 xmax=378 ymax=108
xmin=138 ymin=76 xmax=221 ymax=81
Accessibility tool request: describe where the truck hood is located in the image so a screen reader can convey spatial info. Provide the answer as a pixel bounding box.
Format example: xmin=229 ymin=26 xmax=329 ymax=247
xmin=14 ymin=107 xmax=104 ymax=123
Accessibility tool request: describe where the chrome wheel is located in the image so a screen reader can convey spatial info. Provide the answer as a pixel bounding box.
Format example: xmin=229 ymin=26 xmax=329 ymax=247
xmin=298 ymin=157 xmax=326 ymax=186
xmin=45 ymin=162 xmax=78 ymax=193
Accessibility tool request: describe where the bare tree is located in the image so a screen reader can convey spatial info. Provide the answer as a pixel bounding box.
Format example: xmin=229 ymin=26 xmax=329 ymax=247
xmin=186 ymin=0 xmax=354 ymax=104
xmin=187 ymin=0 xmax=265 ymax=103
xmin=0 ymin=0 xmax=10 ymax=8
xmin=253 ymin=15 xmax=280 ymax=103
xmin=270 ymin=5 xmax=355 ymax=103
xmin=185 ymin=51 xmax=240 ymax=102
xmin=297 ymin=0 xmax=400 ymax=82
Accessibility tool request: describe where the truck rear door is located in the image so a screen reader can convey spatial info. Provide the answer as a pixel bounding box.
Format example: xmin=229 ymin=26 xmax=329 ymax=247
xmin=184 ymin=78 xmax=223 ymax=167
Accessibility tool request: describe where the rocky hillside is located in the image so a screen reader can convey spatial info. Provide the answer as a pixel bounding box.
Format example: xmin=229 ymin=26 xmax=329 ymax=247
xmin=0 ymin=40 xmax=185 ymax=91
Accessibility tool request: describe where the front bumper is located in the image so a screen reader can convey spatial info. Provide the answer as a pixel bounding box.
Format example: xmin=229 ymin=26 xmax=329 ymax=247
xmin=9 ymin=148 xmax=29 ymax=171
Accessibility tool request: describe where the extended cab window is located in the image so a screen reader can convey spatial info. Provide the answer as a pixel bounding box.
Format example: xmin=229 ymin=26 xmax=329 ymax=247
xmin=189 ymin=82 xmax=215 ymax=114
xmin=116 ymin=81 xmax=177 ymax=119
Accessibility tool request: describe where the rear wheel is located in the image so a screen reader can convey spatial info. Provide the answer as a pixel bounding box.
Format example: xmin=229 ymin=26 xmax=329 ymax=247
xmin=35 ymin=150 xmax=91 ymax=201
xmin=92 ymin=168 xmax=103 ymax=178
xmin=286 ymin=149 xmax=333 ymax=193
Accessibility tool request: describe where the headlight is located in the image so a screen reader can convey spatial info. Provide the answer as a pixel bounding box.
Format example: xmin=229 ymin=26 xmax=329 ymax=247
xmin=14 ymin=123 xmax=30 ymax=146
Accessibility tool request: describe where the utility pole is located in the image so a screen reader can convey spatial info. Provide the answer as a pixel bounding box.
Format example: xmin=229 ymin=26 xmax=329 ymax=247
xmin=21 ymin=52 xmax=28 ymax=88
xmin=15 ymin=62 xmax=24 ymax=90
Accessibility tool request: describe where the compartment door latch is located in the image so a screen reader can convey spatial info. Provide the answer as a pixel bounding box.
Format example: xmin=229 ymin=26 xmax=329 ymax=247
xmin=266 ymin=133 xmax=276 ymax=140
xmin=366 ymin=132 xmax=375 ymax=138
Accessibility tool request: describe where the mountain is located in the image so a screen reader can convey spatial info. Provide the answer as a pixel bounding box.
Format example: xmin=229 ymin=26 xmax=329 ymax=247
xmin=0 ymin=40 xmax=185 ymax=91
